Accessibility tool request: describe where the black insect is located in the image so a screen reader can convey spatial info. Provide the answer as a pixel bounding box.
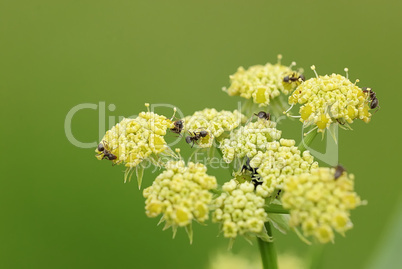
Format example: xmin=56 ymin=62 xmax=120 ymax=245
xmin=252 ymin=179 xmax=263 ymax=189
xmin=254 ymin=111 xmax=271 ymax=121
xmin=336 ymin=119 xmax=345 ymax=125
xmin=185 ymin=130 xmax=208 ymax=148
xmin=370 ymin=98 xmax=379 ymax=109
xmin=103 ymin=151 xmax=117 ymax=161
xmin=242 ymin=158 xmax=258 ymax=175
xmin=97 ymin=141 xmax=117 ymax=161
xmin=97 ymin=143 xmax=105 ymax=152
xmin=334 ymin=164 xmax=346 ymax=180
xmin=170 ymin=120 xmax=184 ymax=135
xmin=242 ymin=158 xmax=262 ymax=189
xmin=283 ymin=73 xmax=305 ymax=83
xmin=362 ymin=87 xmax=380 ymax=111
xmin=275 ymin=189 xmax=282 ymax=199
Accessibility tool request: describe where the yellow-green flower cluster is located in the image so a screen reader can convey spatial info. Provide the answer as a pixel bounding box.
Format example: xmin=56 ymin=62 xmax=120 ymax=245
xmin=249 ymin=139 xmax=318 ymax=198
xmin=95 ymin=109 xmax=174 ymax=168
xmin=281 ymin=168 xmax=364 ymax=243
xmin=143 ymin=160 xmax=217 ymax=229
xmin=212 ymin=180 xmax=268 ymax=239
xmin=288 ymin=68 xmax=371 ymax=132
xmin=184 ymin=108 xmax=246 ymax=148
xmin=225 ymin=57 xmax=301 ymax=106
xmin=208 ymin=252 xmax=306 ymax=269
xmin=220 ymin=118 xmax=282 ymax=163
xmin=208 ymin=252 xmax=261 ymax=269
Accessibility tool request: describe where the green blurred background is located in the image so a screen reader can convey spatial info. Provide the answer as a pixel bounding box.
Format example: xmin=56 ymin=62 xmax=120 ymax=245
xmin=1 ymin=0 xmax=401 ymax=268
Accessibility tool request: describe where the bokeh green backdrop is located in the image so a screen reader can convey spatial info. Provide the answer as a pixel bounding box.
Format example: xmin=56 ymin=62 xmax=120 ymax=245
xmin=1 ymin=0 xmax=401 ymax=268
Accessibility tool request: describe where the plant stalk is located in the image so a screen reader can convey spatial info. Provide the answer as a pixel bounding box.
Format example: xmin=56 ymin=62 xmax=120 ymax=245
xmin=258 ymin=222 xmax=278 ymax=269
xmin=297 ymin=129 xmax=318 ymax=152
xmin=308 ymin=244 xmax=325 ymax=269
xmin=265 ymin=204 xmax=290 ymax=214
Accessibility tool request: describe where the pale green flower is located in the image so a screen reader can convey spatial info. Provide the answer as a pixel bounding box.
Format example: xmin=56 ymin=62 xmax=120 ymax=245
xmin=183 ymin=108 xmax=246 ymax=148
xmin=249 ymin=138 xmax=318 ymax=198
xmin=224 ymin=55 xmax=302 ymax=106
xmin=95 ymin=104 xmax=178 ymax=185
xmin=95 ymin=104 xmax=175 ymax=168
xmin=212 ymin=180 xmax=269 ymax=241
xmin=219 ymin=118 xmax=282 ymax=163
xmin=281 ymin=167 xmax=364 ymax=243
xmin=288 ymin=66 xmax=372 ymax=132
xmin=143 ymin=160 xmax=217 ymax=243
xmin=208 ymin=252 xmax=306 ymax=269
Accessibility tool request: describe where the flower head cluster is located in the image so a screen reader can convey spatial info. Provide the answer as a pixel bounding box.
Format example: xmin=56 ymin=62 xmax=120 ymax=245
xmin=183 ymin=108 xmax=246 ymax=148
xmin=224 ymin=56 xmax=302 ymax=106
xmin=143 ymin=160 xmax=217 ymax=240
xmin=95 ymin=106 xmax=174 ymax=168
xmin=220 ymin=118 xmax=282 ymax=163
xmin=208 ymin=252 xmax=261 ymax=269
xmin=281 ymin=167 xmax=364 ymax=243
xmin=212 ymin=180 xmax=268 ymax=240
xmin=208 ymin=252 xmax=306 ymax=269
xmin=288 ymin=67 xmax=372 ymax=132
xmin=249 ymin=139 xmax=318 ymax=198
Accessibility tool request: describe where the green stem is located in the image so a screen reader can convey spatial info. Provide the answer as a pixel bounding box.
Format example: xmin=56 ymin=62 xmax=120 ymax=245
xmin=308 ymin=244 xmax=325 ymax=269
xmin=297 ymin=129 xmax=318 ymax=152
xmin=215 ymin=145 xmax=224 ymax=159
xmin=215 ymin=146 xmax=234 ymax=178
xmin=258 ymin=222 xmax=278 ymax=269
xmin=265 ymin=204 xmax=290 ymax=214
xmin=210 ymin=188 xmax=223 ymax=195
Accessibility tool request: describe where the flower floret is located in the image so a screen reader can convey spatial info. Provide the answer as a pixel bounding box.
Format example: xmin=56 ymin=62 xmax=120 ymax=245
xmin=281 ymin=167 xmax=364 ymax=243
xmin=288 ymin=70 xmax=372 ymax=132
xmin=96 ymin=110 xmax=175 ymax=168
xmin=212 ymin=180 xmax=268 ymax=239
xmin=248 ymin=139 xmax=317 ymax=198
xmin=184 ymin=108 xmax=246 ymax=148
xmin=143 ymin=161 xmax=217 ymax=229
xmin=225 ymin=58 xmax=301 ymax=106
xmin=220 ymin=118 xmax=282 ymax=163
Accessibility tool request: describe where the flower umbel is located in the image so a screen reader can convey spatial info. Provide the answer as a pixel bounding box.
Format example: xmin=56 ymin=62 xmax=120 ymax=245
xmin=225 ymin=55 xmax=302 ymax=106
xmin=95 ymin=104 xmax=177 ymax=185
xmin=219 ymin=118 xmax=282 ymax=163
xmin=212 ymin=180 xmax=269 ymax=242
xmin=208 ymin=251 xmax=306 ymax=269
xmin=143 ymin=160 xmax=217 ymax=243
xmin=281 ymin=167 xmax=364 ymax=243
xmin=249 ymin=139 xmax=318 ymax=198
xmin=288 ymin=66 xmax=372 ymax=132
xmin=92 ymin=55 xmax=376 ymax=268
xmin=183 ymin=108 xmax=246 ymax=148
xmin=95 ymin=106 xmax=174 ymax=168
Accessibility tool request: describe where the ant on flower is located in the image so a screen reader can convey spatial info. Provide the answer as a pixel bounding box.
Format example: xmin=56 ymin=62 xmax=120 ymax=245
xmin=362 ymin=87 xmax=380 ymax=112
xmin=185 ymin=130 xmax=208 ymax=148
xmin=170 ymin=120 xmax=184 ymax=135
xmin=254 ymin=111 xmax=271 ymax=121
xmin=283 ymin=73 xmax=305 ymax=84
xmin=334 ymin=164 xmax=346 ymax=180
xmin=97 ymin=141 xmax=117 ymax=161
